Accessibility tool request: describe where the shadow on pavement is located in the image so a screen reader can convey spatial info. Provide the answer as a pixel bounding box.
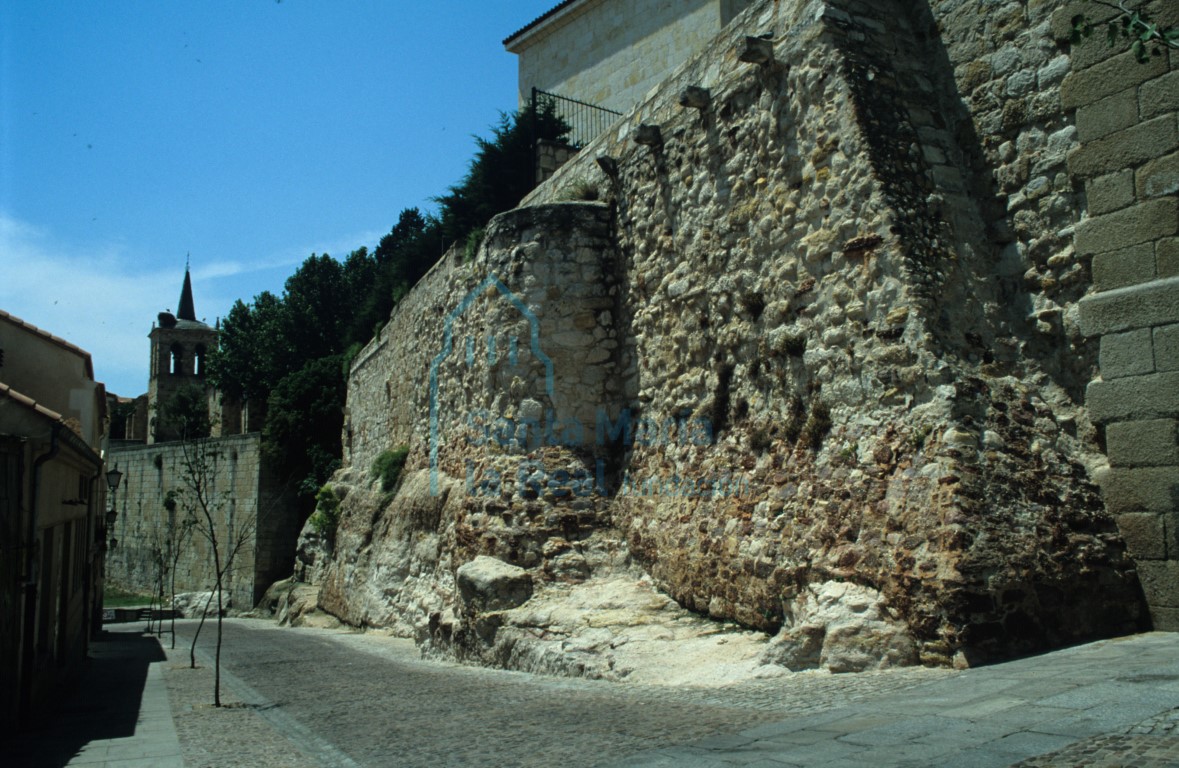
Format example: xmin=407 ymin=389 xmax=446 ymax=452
xmin=12 ymin=628 xmax=166 ymax=768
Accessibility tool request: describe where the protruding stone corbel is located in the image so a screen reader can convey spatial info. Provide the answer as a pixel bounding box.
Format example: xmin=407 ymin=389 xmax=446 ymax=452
xmin=678 ymin=86 xmax=711 ymax=111
xmin=738 ymin=36 xmax=774 ymax=65
xmin=635 ymin=124 xmax=663 ymax=147
xmin=596 ymin=155 xmax=619 ymax=178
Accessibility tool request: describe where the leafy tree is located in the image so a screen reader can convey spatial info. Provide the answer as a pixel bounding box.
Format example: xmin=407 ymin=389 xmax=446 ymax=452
xmin=207 ymin=104 xmax=570 ymax=503
xmin=208 ymin=291 xmax=287 ymax=404
xmin=155 ymin=382 xmax=211 ymax=441
xmin=263 ymin=355 xmax=347 ymax=495
xmin=280 ymin=253 xmax=351 ymax=362
xmin=148 ymin=489 xmax=196 ymax=648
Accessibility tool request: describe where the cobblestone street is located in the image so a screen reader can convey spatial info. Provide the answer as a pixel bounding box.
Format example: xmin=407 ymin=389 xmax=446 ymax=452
xmin=153 ymin=619 xmax=1179 ymax=768
xmin=167 ymin=619 xmax=950 ymax=767
xmin=16 ymin=620 xmax=1179 ymax=767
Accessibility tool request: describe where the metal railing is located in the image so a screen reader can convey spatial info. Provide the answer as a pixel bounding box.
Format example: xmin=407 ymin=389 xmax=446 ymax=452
xmin=530 ymin=87 xmax=622 ymax=151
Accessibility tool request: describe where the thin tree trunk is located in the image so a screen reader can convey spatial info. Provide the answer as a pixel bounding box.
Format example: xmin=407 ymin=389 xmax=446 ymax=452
xmin=169 ymin=568 xmax=177 ymax=649
xmin=189 ymin=588 xmax=216 ymax=669
xmin=212 ymin=550 xmax=224 ymax=708
xmin=156 ymin=572 xmax=165 ymax=639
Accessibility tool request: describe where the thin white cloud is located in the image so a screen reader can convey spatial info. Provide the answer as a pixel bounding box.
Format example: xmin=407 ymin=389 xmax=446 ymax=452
xmin=0 ymin=213 xmax=385 ymax=397
xmin=0 ymin=213 xmax=175 ymax=396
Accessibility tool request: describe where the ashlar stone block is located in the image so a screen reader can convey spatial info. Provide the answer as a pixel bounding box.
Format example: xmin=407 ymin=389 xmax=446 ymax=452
xmin=1061 ymin=46 xmax=1169 ymax=109
xmin=1073 ymin=197 xmax=1179 ymax=256
xmin=1140 ymin=68 xmax=1179 ymax=121
xmin=1156 ymin=323 xmax=1179 ymax=372
xmin=1160 ymin=238 xmax=1179 ymax=279
xmin=1067 ymin=116 xmax=1179 ymax=179
xmin=1078 ymin=276 xmax=1179 ymax=336
xmin=1102 ymin=466 xmax=1179 ymax=512
xmin=1087 ymin=371 xmax=1179 ymax=423
xmin=1136 ymin=560 xmax=1179 ymax=608
xmin=1136 ymin=152 xmax=1179 ymax=200
xmin=1086 ymin=169 xmax=1135 ymax=216
xmin=1091 ymin=243 xmax=1156 ymax=291
xmin=1075 ymin=87 xmax=1138 ymax=142
xmin=1115 ymin=512 xmax=1166 ymax=559
xmin=1106 ymin=418 xmax=1179 ymax=467
xmin=1099 ymin=328 xmax=1154 ymax=380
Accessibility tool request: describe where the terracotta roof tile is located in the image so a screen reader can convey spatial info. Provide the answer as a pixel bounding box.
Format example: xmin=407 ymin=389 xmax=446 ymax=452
xmin=0 ymin=380 xmax=66 ymax=423
xmin=503 ymin=0 xmax=586 ymax=47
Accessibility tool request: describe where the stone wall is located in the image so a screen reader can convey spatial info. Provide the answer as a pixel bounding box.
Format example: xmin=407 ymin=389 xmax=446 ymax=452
xmin=107 ymin=434 xmax=297 ymax=610
xmin=325 ymin=203 xmax=626 ymax=632
xmin=1065 ymin=0 xmax=1179 ymax=630
xmin=316 ymin=0 xmax=1174 ymax=669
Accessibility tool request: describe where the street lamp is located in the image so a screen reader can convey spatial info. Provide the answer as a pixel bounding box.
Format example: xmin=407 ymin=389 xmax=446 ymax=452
xmin=105 ymin=467 xmax=122 ymax=550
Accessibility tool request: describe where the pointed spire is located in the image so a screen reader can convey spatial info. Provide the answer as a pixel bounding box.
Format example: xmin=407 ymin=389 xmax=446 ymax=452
xmin=177 ymin=265 xmax=196 ymax=321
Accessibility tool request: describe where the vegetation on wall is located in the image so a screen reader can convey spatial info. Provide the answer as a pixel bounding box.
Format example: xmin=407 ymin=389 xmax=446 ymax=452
xmin=372 ymin=446 xmax=410 ymax=493
xmin=1071 ymin=0 xmax=1178 ymax=62
xmin=208 ymin=102 xmax=570 ymax=500
xmin=308 ymin=484 xmax=343 ymax=539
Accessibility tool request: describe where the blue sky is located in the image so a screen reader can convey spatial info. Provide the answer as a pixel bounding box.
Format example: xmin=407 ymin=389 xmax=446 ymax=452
xmin=0 ymin=0 xmax=557 ymax=396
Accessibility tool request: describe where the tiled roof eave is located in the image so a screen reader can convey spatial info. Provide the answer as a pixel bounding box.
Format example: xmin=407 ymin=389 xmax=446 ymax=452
xmin=503 ymin=0 xmax=588 ymax=48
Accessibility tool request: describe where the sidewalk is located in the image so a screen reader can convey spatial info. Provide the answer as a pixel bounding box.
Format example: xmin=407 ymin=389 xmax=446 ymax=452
xmin=12 ymin=624 xmax=183 ymax=768
xmin=603 ymin=632 xmax=1179 ymax=767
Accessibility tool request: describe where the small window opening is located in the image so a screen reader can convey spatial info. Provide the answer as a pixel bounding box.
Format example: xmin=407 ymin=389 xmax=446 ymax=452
xmin=170 ymin=344 xmax=184 ymax=375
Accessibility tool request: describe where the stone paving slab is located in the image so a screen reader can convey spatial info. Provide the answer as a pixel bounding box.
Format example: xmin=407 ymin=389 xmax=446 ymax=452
xmin=598 ymin=632 xmax=1179 ymax=768
xmin=11 ymin=625 xmax=184 ymax=768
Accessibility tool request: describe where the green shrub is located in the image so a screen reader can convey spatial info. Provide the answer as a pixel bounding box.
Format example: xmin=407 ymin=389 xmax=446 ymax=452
xmin=371 ymin=446 xmax=410 ymax=492
xmin=560 ymin=179 xmax=600 ymax=201
xmin=462 ymin=228 xmax=485 ymax=264
xmin=308 ymin=483 xmax=342 ymax=538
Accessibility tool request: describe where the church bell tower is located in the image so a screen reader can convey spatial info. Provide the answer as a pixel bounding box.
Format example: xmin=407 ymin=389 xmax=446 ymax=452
xmin=146 ymin=267 xmax=218 ymax=443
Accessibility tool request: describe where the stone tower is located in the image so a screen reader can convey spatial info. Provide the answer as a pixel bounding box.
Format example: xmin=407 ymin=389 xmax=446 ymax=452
xmin=146 ymin=267 xmax=217 ymax=443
